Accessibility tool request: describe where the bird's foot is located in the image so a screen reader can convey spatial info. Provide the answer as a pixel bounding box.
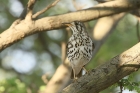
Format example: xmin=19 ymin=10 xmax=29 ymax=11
xmin=72 ymin=77 xmax=78 ymax=83
xmin=83 ymin=67 xmax=89 ymax=74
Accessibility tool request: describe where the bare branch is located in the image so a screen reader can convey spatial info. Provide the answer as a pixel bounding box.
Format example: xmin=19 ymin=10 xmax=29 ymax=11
xmin=0 ymin=0 xmax=140 ymax=52
xmin=41 ymin=73 xmax=50 ymax=84
xmin=32 ymin=0 xmax=60 ymax=19
xmin=43 ymin=31 xmax=69 ymax=93
xmin=44 ymin=58 xmax=72 ymax=93
xmin=62 ymin=42 xmax=140 ymax=93
xmin=25 ymin=0 xmax=36 ymax=20
xmin=27 ymin=0 xmax=36 ymax=9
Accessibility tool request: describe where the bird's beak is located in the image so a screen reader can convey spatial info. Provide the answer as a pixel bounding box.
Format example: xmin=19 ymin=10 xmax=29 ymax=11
xmin=62 ymin=23 xmax=72 ymax=27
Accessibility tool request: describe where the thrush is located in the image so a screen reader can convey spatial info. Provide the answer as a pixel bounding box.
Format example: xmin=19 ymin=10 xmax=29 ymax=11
xmin=63 ymin=21 xmax=95 ymax=80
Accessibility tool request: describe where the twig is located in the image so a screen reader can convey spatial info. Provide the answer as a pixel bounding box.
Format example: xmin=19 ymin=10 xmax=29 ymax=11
xmin=27 ymin=0 xmax=36 ymax=13
xmin=32 ymin=0 xmax=60 ymax=19
xmin=42 ymin=73 xmax=50 ymax=84
xmin=25 ymin=0 xmax=36 ymax=20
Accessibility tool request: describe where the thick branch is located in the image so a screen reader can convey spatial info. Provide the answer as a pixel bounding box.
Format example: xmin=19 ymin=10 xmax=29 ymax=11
xmin=0 ymin=0 xmax=140 ymax=52
xmin=62 ymin=42 xmax=140 ymax=93
xmin=44 ymin=58 xmax=71 ymax=93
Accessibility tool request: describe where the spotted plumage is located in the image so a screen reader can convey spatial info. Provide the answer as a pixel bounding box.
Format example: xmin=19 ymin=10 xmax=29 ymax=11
xmin=64 ymin=21 xmax=95 ymax=80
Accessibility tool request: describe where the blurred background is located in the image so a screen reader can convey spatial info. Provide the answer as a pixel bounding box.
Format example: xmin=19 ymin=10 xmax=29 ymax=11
xmin=0 ymin=0 xmax=140 ymax=93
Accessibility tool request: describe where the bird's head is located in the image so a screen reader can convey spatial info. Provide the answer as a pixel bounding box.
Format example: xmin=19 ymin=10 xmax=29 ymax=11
xmin=63 ymin=21 xmax=86 ymax=34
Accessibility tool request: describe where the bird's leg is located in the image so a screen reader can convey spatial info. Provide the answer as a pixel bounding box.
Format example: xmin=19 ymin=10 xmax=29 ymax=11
xmin=73 ymin=77 xmax=78 ymax=82
xmin=83 ymin=67 xmax=89 ymax=74
xmin=73 ymin=69 xmax=78 ymax=82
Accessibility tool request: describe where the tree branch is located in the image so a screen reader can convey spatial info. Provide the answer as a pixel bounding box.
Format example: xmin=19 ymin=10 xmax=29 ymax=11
xmin=44 ymin=58 xmax=72 ymax=93
xmin=26 ymin=0 xmax=36 ymax=21
xmin=0 ymin=0 xmax=140 ymax=52
xmin=62 ymin=42 xmax=140 ymax=93
xmin=32 ymin=0 xmax=60 ymax=19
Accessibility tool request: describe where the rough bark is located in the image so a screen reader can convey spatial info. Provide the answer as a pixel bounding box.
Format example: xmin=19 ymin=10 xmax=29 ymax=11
xmin=1 ymin=0 xmax=140 ymax=92
xmin=62 ymin=42 xmax=140 ymax=93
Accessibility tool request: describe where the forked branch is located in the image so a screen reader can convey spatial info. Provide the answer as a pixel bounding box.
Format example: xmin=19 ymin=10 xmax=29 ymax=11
xmin=0 ymin=0 xmax=140 ymax=52
xmin=25 ymin=0 xmax=36 ymax=20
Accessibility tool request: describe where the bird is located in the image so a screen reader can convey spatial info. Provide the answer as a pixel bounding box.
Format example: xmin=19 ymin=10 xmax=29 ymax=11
xmin=63 ymin=21 xmax=95 ymax=80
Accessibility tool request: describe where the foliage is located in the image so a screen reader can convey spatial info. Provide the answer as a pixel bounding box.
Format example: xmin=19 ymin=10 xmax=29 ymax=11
xmin=0 ymin=78 xmax=26 ymax=93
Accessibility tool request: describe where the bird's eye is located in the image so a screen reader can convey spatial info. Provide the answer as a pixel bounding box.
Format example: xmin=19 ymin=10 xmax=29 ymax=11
xmin=75 ymin=22 xmax=79 ymax=26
